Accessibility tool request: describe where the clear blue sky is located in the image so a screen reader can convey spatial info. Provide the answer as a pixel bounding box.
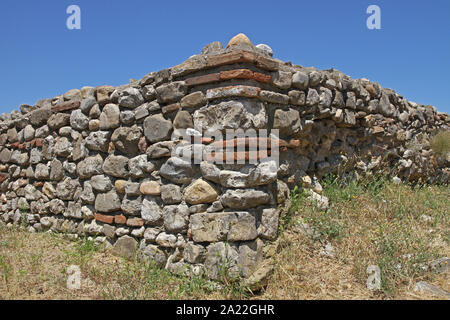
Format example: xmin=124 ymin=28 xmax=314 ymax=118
xmin=0 ymin=0 xmax=449 ymax=114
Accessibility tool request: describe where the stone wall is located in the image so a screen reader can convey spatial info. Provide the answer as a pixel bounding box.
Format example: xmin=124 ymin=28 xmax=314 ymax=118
xmin=0 ymin=34 xmax=448 ymax=283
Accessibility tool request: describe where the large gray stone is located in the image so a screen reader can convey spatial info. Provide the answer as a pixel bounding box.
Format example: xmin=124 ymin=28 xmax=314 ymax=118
xmin=255 ymin=43 xmax=273 ymax=57
xmin=143 ymin=114 xmax=173 ymax=143
xmin=133 ymin=104 xmax=148 ymax=121
xmin=238 ymin=240 xmax=264 ymax=278
xmin=120 ymin=110 xmax=136 ymax=124
xmin=23 ymin=125 xmax=35 ymax=141
xmin=42 ymin=182 xmax=56 ymax=199
xmin=125 ymin=182 xmax=141 ymax=197
xmin=41 ymin=137 xmax=54 ymax=160
xmin=63 ymin=89 xmax=81 ymax=101
xmin=173 ymin=110 xmax=194 ymax=129
xmin=10 ymin=151 xmax=29 ymax=166
xmin=35 ymin=125 xmax=49 ymax=138
xmin=80 ymin=181 xmax=95 ymax=204
xmin=414 ymin=281 xmax=450 ymax=298
xmin=99 ymin=104 xmax=120 ymax=130
xmin=118 ymin=87 xmax=145 ymax=109
xmin=319 ymin=87 xmax=333 ymax=109
xmin=141 ymin=198 xmax=163 ymax=224
xmin=95 ymin=190 xmax=121 ymax=213
xmin=89 ymin=104 xmax=101 ymax=118
xmin=143 ymin=227 xmax=161 ymax=242
xmin=306 ymin=88 xmax=320 ymax=106
xmin=76 ymin=154 xmax=103 ymax=179
xmin=50 ymin=159 xmax=64 ymax=181
xmin=156 ymin=81 xmax=187 ymax=104
xmin=155 ymin=232 xmax=177 ymax=248
xmin=247 ymin=160 xmax=278 ymax=186
xmin=142 ymin=85 xmax=157 ymax=102
xmin=190 ymin=211 xmax=258 ymax=242
xmin=24 ymin=184 xmax=41 ymax=201
xmin=272 ymin=71 xmax=292 ymax=89
xmin=48 ymin=199 xmax=65 ymax=215
xmin=141 ymin=244 xmax=167 ymax=267
xmin=53 ymin=137 xmax=72 ymax=157
xmin=7 ymin=128 xmax=18 ymax=143
xmin=160 ymin=184 xmax=182 ymax=204
xmin=204 ymin=242 xmax=239 ymax=280
xmin=163 ymin=204 xmax=189 ymax=233
xmin=70 ymin=109 xmax=89 ymax=131
xmin=273 ymin=108 xmax=301 ymax=136
xmin=159 ymin=157 xmax=199 ymax=184
xmin=180 ymin=91 xmax=206 ymax=108
xmin=72 ymin=136 xmax=87 ymax=162
xmin=200 ymin=161 xmax=221 ymax=183
xmin=0 ymin=149 xmax=12 ymax=163
xmin=259 ymin=91 xmax=289 ymax=104
xmin=30 ymin=107 xmax=52 ymax=126
xmin=102 ymin=155 xmax=129 ymax=178
xmin=65 ymin=201 xmax=83 ymax=219
xmin=309 ymin=71 xmax=322 ymax=86
xmin=34 ymin=163 xmax=50 ymax=180
xmin=292 ymin=71 xmax=309 ymax=90
xmin=257 ymin=208 xmax=279 ymax=240
xmin=219 ymin=171 xmax=249 ymax=188
xmin=128 ymin=155 xmax=155 ymax=178
xmin=221 ymin=189 xmax=271 ymax=209
xmin=80 ymin=96 xmax=97 ymax=114
xmin=90 ymin=174 xmax=113 ymax=192
xmin=378 ymin=93 xmax=395 ymax=117
xmin=193 ymin=100 xmax=267 ymax=132
xmin=183 ymin=242 xmax=206 ymax=264
xmin=121 ymin=197 xmax=142 ymax=216
xmin=112 ymin=235 xmax=138 ymax=260
xmin=111 ymin=125 xmax=142 ymax=155
xmin=219 ymin=161 xmax=278 ymax=188
xmin=85 ymin=131 xmax=111 ymax=153
xmin=56 ymin=177 xmax=80 ymax=201
xmin=146 ymin=141 xmax=176 ymax=159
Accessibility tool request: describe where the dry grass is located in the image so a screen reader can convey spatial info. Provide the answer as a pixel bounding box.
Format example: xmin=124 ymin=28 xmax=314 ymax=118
xmin=430 ymin=130 xmax=450 ymax=158
xmin=0 ymin=229 xmax=102 ymax=299
xmin=258 ymin=175 xmax=449 ymax=300
xmin=0 ymin=175 xmax=448 ymax=300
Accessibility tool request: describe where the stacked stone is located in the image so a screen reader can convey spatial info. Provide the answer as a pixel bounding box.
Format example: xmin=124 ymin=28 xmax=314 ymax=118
xmin=0 ymin=33 xmax=448 ymax=281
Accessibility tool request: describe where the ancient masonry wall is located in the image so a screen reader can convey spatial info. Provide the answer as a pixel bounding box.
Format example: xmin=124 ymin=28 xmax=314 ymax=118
xmin=0 ymin=35 xmax=448 ymax=283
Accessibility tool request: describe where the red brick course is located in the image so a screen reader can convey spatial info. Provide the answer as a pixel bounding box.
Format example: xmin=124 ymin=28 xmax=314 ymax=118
xmin=114 ymin=215 xmax=127 ymax=225
xmin=220 ymin=69 xmax=254 ymax=80
xmin=206 ymin=51 xmax=253 ymax=68
xmin=186 ymin=69 xmax=272 ymax=87
xmin=51 ymin=101 xmax=80 ymax=113
xmin=253 ymin=72 xmax=271 ymax=83
xmin=9 ymin=138 xmax=44 ymax=150
xmin=205 ymin=150 xmax=273 ymax=162
xmin=94 ymin=213 xmax=114 ymax=224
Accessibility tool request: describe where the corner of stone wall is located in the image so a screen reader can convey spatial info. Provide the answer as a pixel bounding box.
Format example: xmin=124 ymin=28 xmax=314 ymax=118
xmin=0 ymin=34 xmax=448 ymax=288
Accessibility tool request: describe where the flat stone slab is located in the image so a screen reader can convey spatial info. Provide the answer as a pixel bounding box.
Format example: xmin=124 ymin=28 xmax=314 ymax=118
xmin=190 ymin=211 xmax=257 ymax=242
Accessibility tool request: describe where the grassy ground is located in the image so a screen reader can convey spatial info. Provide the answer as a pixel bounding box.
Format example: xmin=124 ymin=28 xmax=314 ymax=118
xmin=0 ymin=176 xmax=448 ymax=300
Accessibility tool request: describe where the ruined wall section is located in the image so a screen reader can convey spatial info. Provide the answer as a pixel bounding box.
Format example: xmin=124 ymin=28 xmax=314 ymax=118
xmin=0 ymin=38 xmax=448 ymax=282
